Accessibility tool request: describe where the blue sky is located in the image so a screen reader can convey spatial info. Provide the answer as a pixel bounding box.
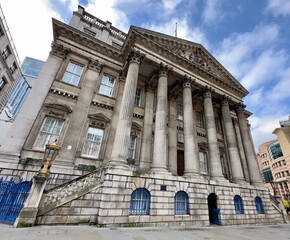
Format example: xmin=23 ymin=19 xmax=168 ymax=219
xmin=1 ymin=0 xmax=290 ymax=151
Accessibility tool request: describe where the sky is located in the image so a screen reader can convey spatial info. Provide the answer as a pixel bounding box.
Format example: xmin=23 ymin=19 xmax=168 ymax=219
xmin=1 ymin=0 xmax=290 ymax=152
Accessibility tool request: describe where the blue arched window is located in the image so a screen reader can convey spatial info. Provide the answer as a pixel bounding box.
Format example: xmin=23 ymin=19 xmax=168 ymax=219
xmin=255 ymin=196 xmax=265 ymax=214
xmin=174 ymin=191 xmax=189 ymax=215
xmin=234 ymin=195 xmax=244 ymax=214
xmin=129 ymin=188 xmax=150 ymax=215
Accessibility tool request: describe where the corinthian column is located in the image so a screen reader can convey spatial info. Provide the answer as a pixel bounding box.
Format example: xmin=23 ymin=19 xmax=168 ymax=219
xmin=151 ymin=64 xmax=170 ymax=173
xmin=203 ymin=88 xmax=224 ymax=180
xmin=110 ymin=51 xmax=144 ymax=168
xmin=236 ymin=104 xmax=263 ymax=185
xmin=221 ymin=97 xmax=245 ymax=183
xmin=182 ymin=76 xmax=199 ymax=176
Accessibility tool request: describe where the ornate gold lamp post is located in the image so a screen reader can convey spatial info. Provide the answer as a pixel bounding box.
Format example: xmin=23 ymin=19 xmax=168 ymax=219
xmin=14 ymin=141 xmax=61 ymax=227
xmin=38 ymin=142 xmax=62 ymax=177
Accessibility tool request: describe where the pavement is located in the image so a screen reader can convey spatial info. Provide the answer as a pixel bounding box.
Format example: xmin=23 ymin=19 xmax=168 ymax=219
xmin=1 ymin=223 xmax=290 ymax=240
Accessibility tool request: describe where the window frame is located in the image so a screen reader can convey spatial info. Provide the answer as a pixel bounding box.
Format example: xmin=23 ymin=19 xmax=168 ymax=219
xmin=98 ymin=74 xmax=115 ymax=97
xmin=9 ymin=62 xmax=17 ymax=74
xmin=177 ymin=103 xmax=183 ymax=120
xmin=33 ymin=116 xmax=64 ymax=150
xmin=199 ymin=151 xmax=208 ymax=174
xmin=128 ymin=135 xmax=137 ymax=160
xmin=129 ymin=188 xmax=150 ymax=215
xmin=174 ymin=191 xmax=189 ymax=215
xmin=0 ymin=76 xmax=7 ymax=91
xmin=234 ymin=195 xmax=244 ymax=214
xmin=196 ymin=110 xmax=204 ymax=128
xmin=2 ymin=45 xmax=11 ymax=59
xmin=255 ymin=196 xmax=265 ymax=214
xmin=61 ymin=61 xmax=84 ymax=86
xmin=81 ymin=127 xmax=104 ymax=159
xmin=134 ymin=87 xmax=142 ymax=107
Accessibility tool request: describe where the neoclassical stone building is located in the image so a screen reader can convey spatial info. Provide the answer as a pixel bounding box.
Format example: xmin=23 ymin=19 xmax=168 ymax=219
xmin=0 ymin=6 xmax=285 ymax=227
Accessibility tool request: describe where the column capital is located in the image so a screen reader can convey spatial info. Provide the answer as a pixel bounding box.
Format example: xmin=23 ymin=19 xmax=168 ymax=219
xmin=88 ymin=59 xmax=103 ymax=72
xmin=221 ymin=95 xmax=230 ymax=106
xmin=182 ymin=75 xmax=195 ymax=88
xmin=236 ymin=102 xmax=246 ymax=113
xmin=127 ymin=50 xmax=145 ymax=65
xmin=50 ymin=41 xmax=69 ymax=59
xmin=158 ymin=63 xmax=171 ymax=77
xmin=203 ymin=86 xmax=214 ymax=98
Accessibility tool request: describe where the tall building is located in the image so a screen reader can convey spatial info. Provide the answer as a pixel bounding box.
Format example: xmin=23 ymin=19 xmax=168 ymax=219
xmin=0 ymin=5 xmax=21 ymax=113
xmin=0 ymin=6 xmax=285 ymax=227
xmin=7 ymin=57 xmax=44 ymax=118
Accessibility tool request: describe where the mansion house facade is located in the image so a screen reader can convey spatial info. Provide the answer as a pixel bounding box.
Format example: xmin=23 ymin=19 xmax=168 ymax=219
xmin=0 ymin=6 xmax=285 ymax=227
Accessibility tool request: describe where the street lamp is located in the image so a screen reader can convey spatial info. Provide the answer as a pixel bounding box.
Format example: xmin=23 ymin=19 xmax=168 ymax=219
xmin=38 ymin=141 xmax=62 ymax=177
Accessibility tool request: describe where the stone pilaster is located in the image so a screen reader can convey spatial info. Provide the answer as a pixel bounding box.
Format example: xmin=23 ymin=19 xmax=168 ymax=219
xmin=236 ymin=104 xmax=263 ymax=185
xmin=203 ymin=87 xmax=224 ymax=180
xmin=221 ymin=97 xmax=245 ymax=183
xmin=58 ymin=59 xmax=103 ymax=166
xmin=151 ymin=63 xmax=170 ymax=173
xmin=168 ymin=97 xmax=178 ymax=175
xmin=139 ymin=85 xmax=155 ymax=169
xmin=182 ymin=76 xmax=199 ymax=177
xmin=110 ymin=51 xmax=144 ymax=168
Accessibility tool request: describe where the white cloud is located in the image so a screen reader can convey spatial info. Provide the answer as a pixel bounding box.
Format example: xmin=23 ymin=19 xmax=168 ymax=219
xmin=1 ymin=0 xmax=62 ymax=62
xmin=162 ymin=0 xmax=182 ymax=11
xmin=266 ymin=0 xmax=290 ymax=16
xmin=142 ymin=18 xmax=209 ymax=49
xmin=202 ymin=0 xmax=224 ymax=24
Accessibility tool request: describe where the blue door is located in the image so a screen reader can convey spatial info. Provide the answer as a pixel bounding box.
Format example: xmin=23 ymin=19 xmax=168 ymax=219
xmin=0 ymin=178 xmax=32 ymax=224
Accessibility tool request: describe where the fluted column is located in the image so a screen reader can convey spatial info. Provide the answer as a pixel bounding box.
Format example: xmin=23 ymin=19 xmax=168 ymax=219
xmin=139 ymin=86 xmax=154 ymax=169
xmin=182 ymin=77 xmax=199 ymax=176
xmin=151 ymin=64 xmax=170 ymax=172
xmin=221 ymin=97 xmax=245 ymax=183
xmin=168 ymin=97 xmax=178 ymax=175
xmin=236 ymin=104 xmax=263 ymax=185
xmin=203 ymin=88 xmax=224 ymax=180
xmin=110 ymin=51 xmax=144 ymax=168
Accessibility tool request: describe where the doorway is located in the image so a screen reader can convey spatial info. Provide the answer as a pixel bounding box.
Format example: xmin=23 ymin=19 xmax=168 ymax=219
xmin=207 ymin=193 xmax=221 ymax=225
xmin=177 ymin=150 xmax=184 ymax=176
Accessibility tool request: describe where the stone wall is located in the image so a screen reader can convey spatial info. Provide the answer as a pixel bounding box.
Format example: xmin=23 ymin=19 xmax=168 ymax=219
xmin=35 ymin=168 xmax=285 ymax=227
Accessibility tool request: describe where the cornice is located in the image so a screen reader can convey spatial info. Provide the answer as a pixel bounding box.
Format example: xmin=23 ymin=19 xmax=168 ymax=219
xmin=50 ymin=87 xmax=79 ymax=99
xmin=52 ymin=18 xmax=125 ymax=62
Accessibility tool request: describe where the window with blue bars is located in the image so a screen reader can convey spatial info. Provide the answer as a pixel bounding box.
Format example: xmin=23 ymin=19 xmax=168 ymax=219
xmin=174 ymin=191 xmax=189 ymax=215
xmin=129 ymin=188 xmax=150 ymax=215
xmin=255 ymin=196 xmax=265 ymax=214
xmin=234 ymin=195 xmax=244 ymax=214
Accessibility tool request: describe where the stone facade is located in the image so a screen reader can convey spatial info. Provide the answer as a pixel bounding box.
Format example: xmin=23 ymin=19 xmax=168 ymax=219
xmin=0 ymin=5 xmax=286 ymax=227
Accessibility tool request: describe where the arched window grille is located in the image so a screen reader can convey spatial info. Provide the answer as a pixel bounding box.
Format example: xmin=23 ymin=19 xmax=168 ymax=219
xmin=129 ymin=188 xmax=150 ymax=215
xmin=234 ymin=195 xmax=244 ymax=214
xmin=174 ymin=191 xmax=189 ymax=215
xmin=255 ymin=196 xmax=265 ymax=214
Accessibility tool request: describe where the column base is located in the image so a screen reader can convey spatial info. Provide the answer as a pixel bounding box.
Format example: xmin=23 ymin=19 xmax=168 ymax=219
xmin=14 ymin=207 xmax=38 ymax=228
xmin=108 ymin=158 xmax=129 ymax=170
xmin=150 ymin=165 xmax=171 ymax=175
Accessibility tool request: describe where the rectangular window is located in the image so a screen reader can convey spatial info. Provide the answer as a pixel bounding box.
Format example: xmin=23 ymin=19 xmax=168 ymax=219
xmin=0 ymin=77 xmax=6 ymax=92
xmin=0 ymin=26 xmax=3 ymax=37
xmin=34 ymin=117 xmax=64 ymax=149
xmin=199 ymin=151 xmax=208 ymax=174
xmin=99 ymin=74 xmax=115 ymax=97
xmin=134 ymin=87 xmax=142 ymax=107
xmin=177 ymin=103 xmax=183 ymax=120
xmin=128 ymin=136 xmax=136 ymax=159
xmin=82 ymin=127 xmax=104 ymax=158
xmin=196 ymin=110 xmax=204 ymax=128
xmin=9 ymin=62 xmax=17 ymax=74
xmin=62 ymin=62 xmax=84 ymax=86
xmin=2 ymin=45 xmax=11 ymax=59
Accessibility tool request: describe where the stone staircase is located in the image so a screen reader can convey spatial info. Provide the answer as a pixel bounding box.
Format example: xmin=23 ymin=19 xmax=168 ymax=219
xmin=37 ymin=167 xmax=106 ymax=216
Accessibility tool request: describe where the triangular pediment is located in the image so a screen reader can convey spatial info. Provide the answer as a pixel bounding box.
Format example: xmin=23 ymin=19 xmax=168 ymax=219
xmin=126 ymin=26 xmax=248 ymax=98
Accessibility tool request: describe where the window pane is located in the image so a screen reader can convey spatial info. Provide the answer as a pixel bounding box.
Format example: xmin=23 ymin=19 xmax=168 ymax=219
xmin=99 ymin=75 xmax=115 ymax=97
xmin=34 ymin=117 xmax=64 ymax=149
xmin=128 ymin=136 xmax=136 ymax=159
xmin=82 ymin=127 xmax=104 ymax=158
xmin=62 ymin=62 xmax=84 ymax=86
xmin=134 ymin=88 xmax=141 ymax=107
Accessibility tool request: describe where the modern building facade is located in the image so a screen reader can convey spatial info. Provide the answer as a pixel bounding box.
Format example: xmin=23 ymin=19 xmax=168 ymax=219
xmin=0 ymin=6 xmax=285 ymax=227
xmin=257 ymin=116 xmax=290 ymax=206
xmin=7 ymin=57 xmax=44 ymax=118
